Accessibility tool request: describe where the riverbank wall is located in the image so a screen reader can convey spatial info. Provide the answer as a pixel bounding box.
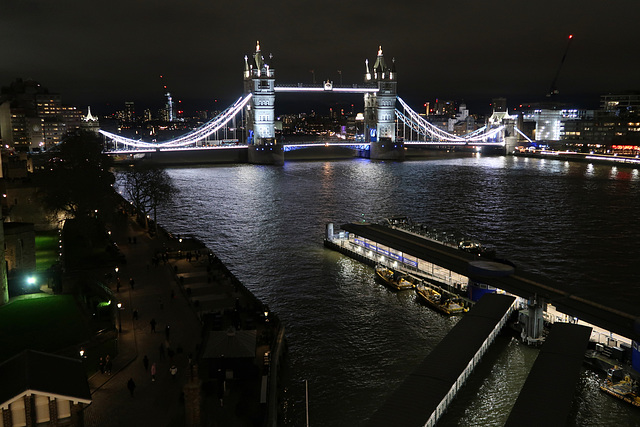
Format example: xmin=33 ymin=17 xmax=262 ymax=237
xmin=116 ymin=193 xmax=287 ymax=426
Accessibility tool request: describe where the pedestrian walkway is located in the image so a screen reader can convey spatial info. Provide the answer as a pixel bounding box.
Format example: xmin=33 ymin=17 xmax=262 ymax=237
xmin=84 ymin=217 xmax=203 ymax=427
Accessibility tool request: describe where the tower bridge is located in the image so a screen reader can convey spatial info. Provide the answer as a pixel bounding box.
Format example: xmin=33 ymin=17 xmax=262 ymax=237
xmin=101 ymin=43 xmax=518 ymax=164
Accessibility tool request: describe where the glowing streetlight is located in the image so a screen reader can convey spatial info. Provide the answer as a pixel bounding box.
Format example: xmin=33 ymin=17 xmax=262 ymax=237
xmin=26 ymin=276 xmax=37 ymax=286
xmin=117 ymin=302 xmax=123 ymax=332
xmin=115 ymin=266 xmax=119 ymax=274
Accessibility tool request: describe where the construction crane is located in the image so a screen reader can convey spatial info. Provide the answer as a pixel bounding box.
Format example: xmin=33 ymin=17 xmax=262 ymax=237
xmin=547 ymin=34 xmax=574 ymax=97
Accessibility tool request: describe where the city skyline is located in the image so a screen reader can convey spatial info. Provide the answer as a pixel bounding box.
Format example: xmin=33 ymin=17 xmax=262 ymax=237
xmin=2 ymin=1 xmax=639 ymax=113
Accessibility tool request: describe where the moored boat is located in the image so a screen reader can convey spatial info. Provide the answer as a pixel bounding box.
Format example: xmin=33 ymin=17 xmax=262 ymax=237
xmin=375 ymin=265 xmax=415 ymax=291
xmin=600 ymin=371 xmax=640 ymax=407
xmin=415 ymin=285 xmax=468 ymax=316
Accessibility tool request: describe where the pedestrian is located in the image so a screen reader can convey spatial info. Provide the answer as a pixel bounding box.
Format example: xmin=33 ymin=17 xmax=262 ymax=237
xmin=133 ymin=309 xmax=138 ymax=321
xmin=127 ymin=378 xmax=136 ymax=396
xmin=143 ymin=355 xmax=149 ymax=371
xmin=116 ymin=277 xmax=121 ymax=293
xmin=105 ymin=355 xmax=112 ymax=375
xmin=165 ymin=325 xmax=170 ymax=340
xmin=150 ymin=318 xmax=156 ymax=333
xmin=129 ymin=277 xmax=135 ymax=290
xmin=98 ymin=357 xmax=105 ymax=374
xmin=151 ymin=362 xmax=157 ymax=381
xmin=170 ymin=364 xmax=177 ymax=380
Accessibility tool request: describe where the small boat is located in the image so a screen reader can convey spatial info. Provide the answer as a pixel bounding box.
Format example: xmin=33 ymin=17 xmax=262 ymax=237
xmin=375 ymin=265 xmax=414 ymax=291
xmin=600 ymin=371 xmax=640 ymax=407
xmin=415 ymin=285 xmax=468 ymax=316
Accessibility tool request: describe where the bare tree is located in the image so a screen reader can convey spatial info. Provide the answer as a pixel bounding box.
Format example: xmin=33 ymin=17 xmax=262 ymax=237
xmin=119 ymin=165 xmax=178 ymax=231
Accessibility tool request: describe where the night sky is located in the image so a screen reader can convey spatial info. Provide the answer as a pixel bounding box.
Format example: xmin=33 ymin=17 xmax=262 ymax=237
xmin=2 ymin=0 xmax=639 ymax=114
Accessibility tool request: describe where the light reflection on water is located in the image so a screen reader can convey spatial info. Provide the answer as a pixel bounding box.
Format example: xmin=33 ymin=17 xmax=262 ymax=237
xmin=150 ymin=156 xmax=640 ymax=426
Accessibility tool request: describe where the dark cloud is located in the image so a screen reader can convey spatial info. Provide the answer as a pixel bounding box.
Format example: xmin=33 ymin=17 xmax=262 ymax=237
xmin=2 ymin=0 xmax=639 ymax=113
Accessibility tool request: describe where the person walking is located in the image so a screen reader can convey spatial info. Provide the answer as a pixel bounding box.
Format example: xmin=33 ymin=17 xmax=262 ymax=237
xmin=151 ymin=362 xmax=157 ymax=382
xmin=143 ymin=355 xmax=149 ymax=371
xmin=170 ymin=365 xmax=177 ymax=381
xmin=127 ymin=378 xmax=136 ymax=397
xmin=105 ymin=355 xmax=112 ymax=375
xmin=150 ymin=318 xmax=156 ymax=332
xmin=129 ymin=277 xmax=135 ymax=290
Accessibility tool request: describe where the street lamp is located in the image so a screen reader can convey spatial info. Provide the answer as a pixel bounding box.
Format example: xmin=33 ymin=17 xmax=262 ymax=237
xmin=115 ymin=266 xmax=119 ymax=274
xmin=117 ymin=302 xmax=123 ymax=332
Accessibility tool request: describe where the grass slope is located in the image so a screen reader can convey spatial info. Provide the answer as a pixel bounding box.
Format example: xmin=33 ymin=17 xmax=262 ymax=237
xmin=0 ymin=294 xmax=92 ymax=363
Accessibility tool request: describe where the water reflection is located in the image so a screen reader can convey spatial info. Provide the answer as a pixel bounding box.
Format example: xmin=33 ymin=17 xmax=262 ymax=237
xmin=152 ymin=156 xmax=639 ymax=426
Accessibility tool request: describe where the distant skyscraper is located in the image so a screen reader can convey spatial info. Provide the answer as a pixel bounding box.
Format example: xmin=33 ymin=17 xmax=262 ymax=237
xmin=124 ymin=101 xmax=135 ymax=123
xmin=164 ymin=92 xmax=176 ymax=122
xmin=600 ymin=91 xmax=640 ymax=114
xmin=0 ymin=78 xmax=83 ymax=151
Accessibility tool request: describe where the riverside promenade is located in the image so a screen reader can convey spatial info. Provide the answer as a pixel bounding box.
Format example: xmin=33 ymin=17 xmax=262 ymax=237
xmin=83 ymin=210 xmax=275 ymax=426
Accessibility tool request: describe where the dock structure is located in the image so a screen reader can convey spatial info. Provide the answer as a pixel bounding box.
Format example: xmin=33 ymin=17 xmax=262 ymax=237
xmin=331 ymin=222 xmax=639 ymax=343
xmin=505 ymin=323 xmax=592 ymax=427
xmin=366 ymin=293 xmax=516 ymax=427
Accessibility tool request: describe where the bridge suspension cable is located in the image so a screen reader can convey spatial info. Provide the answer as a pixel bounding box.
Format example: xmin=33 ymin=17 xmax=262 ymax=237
xmin=395 ymin=96 xmax=505 ymax=144
xmin=100 ymin=94 xmax=252 ymax=149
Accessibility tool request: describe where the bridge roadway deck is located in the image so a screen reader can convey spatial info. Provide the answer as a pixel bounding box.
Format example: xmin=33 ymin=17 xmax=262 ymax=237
xmin=340 ymin=223 xmax=640 ymax=342
xmin=366 ymin=293 xmax=516 ymax=427
xmin=505 ymin=323 xmax=592 ymax=426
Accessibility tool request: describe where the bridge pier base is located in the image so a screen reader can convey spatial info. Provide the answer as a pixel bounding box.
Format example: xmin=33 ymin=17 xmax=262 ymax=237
xmin=248 ymin=143 xmax=284 ymax=166
xmin=369 ymin=139 xmax=404 ymax=161
xmin=505 ymin=136 xmax=518 ymax=155
xmin=522 ymin=295 xmax=546 ymax=345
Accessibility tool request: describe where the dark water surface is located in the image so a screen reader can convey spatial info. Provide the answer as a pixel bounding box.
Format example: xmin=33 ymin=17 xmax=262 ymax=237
xmin=152 ymin=155 xmax=640 ymax=426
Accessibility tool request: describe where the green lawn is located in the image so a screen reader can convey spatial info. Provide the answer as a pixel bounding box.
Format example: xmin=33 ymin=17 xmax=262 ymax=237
xmin=0 ymin=294 xmax=93 ymax=363
xmin=35 ymin=230 xmax=61 ymax=272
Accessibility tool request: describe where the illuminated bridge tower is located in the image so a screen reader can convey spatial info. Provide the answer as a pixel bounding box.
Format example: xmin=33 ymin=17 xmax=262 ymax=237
xmin=243 ymin=41 xmax=284 ymax=165
xmin=364 ymin=47 xmax=404 ymax=161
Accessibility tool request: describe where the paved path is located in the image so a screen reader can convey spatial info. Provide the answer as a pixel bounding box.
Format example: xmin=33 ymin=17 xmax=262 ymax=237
xmin=84 ymin=217 xmax=203 ymax=427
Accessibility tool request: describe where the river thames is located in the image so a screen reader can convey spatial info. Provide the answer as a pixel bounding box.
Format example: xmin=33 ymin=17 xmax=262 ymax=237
xmin=152 ymin=154 xmax=640 ymax=426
